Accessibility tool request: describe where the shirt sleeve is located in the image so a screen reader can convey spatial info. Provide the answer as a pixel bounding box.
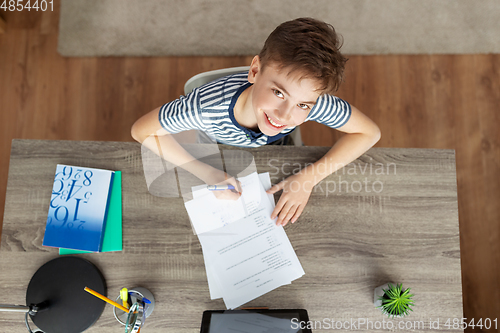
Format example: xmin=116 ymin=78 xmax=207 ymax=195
xmin=158 ymin=88 xmax=207 ymax=134
xmin=305 ymin=94 xmax=351 ymax=128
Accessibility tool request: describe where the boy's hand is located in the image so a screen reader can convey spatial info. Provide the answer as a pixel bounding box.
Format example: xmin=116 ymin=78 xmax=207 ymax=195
xmin=212 ymin=177 xmax=242 ymax=200
xmin=205 ymin=168 xmax=242 ymax=201
xmin=267 ymin=173 xmax=315 ymax=226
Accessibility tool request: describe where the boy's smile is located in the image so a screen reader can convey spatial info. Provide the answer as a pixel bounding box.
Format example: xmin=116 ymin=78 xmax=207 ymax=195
xmin=234 ymin=56 xmax=321 ymax=136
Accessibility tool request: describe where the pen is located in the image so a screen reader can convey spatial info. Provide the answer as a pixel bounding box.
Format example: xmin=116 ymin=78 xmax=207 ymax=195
xmin=207 ymin=184 xmax=235 ymax=191
xmin=84 ymin=287 xmax=129 ymax=313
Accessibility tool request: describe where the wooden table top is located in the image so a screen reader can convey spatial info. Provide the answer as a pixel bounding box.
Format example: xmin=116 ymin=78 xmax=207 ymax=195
xmin=0 ymin=139 xmax=463 ymax=332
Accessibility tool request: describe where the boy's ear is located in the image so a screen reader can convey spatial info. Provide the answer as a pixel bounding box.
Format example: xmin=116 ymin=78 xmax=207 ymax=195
xmin=248 ymin=55 xmax=261 ymax=83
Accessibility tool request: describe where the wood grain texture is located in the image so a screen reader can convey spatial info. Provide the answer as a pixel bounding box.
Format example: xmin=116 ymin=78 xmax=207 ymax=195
xmin=0 ymin=139 xmax=462 ymax=332
xmin=303 ymin=55 xmax=500 ymax=332
xmin=0 ymin=15 xmax=5 ymax=33
xmin=1 ymin=2 xmax=498 ymax=332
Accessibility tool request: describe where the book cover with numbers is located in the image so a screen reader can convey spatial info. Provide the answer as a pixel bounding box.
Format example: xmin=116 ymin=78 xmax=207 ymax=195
xmin=43 ymin=164 xmax=115 ymax=252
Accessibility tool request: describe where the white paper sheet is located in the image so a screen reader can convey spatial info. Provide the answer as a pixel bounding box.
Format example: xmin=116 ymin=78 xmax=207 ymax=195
xmin=185 ymin=172 xmax=264 ymax=235
xmin=202 ymin=173 xmax=275 ymax=299
xmin=198 ymin=172 xmax=304 ymax=309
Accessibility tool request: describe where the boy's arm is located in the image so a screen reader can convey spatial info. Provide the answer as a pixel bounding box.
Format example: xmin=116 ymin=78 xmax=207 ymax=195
xmin=267 ymin=105 xmax=381 ymax=225
xmin=131 ymin=107 xmax=241 ymax=199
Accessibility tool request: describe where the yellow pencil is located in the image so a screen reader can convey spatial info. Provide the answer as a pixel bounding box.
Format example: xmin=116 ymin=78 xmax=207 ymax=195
xmin=84 ymin=287 xmax=129 ymax=313
xmin=120 ymin=288 xmax=129 ymax=309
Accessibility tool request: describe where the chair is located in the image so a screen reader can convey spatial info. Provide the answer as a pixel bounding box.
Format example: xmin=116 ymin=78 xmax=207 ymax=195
xmin=184 ymin=67 xmax=303 ymax=146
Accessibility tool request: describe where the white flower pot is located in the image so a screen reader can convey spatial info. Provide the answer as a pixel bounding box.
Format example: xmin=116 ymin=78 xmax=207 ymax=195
xmin=374 ymin=283 xmax=405 ymax=318
xmin=374 ymin=283 xmax=392 ymax=308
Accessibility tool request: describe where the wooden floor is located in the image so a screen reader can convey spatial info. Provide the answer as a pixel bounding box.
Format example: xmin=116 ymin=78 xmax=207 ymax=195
xmin=1 ymin=3 xmax=498 ymax=331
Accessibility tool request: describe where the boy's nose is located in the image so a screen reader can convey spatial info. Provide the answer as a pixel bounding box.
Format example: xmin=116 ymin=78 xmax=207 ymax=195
xmin=276 ymin=104 xmax=293 ymax=122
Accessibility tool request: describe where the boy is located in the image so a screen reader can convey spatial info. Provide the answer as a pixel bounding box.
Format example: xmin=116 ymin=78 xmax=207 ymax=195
xmin=131 ymin=17 xmax=381 ymax=227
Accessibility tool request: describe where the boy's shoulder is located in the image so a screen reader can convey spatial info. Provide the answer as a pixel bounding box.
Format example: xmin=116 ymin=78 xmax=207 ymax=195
xmin=305 ymin=94 xmax=352 ymax=128
xmin=196 ymin=72 xmax=249 ymax=108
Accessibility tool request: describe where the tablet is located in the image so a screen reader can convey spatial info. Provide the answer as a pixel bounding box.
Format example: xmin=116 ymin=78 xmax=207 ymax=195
xmin=200 ymin=309 xmax=313 ymax=333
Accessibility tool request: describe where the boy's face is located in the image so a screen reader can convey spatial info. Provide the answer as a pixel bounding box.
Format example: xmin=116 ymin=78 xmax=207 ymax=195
xmin=247 ymin=56 xmax=321 ymax=136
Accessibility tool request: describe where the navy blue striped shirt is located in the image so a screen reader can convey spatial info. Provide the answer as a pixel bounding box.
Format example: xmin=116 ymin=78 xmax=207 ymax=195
xmin=159 ymin=72 xmax=351 ymax=147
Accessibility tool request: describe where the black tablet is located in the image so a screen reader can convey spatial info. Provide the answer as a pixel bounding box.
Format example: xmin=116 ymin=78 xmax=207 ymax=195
xmin=200 ymin=309 xmax=313 ymax=333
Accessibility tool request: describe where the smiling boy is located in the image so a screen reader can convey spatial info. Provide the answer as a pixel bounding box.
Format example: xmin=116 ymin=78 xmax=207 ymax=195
xmin=131 ymin=18 xmax=381 ymax=226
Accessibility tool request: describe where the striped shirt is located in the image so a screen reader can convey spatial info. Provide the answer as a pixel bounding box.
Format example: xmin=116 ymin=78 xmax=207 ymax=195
xmin=159 ymin=72 xmax=351 ymax=147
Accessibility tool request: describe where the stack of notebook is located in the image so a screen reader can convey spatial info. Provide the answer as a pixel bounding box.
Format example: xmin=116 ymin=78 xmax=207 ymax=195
xmin=42 ymin=164 xmax=122 ymax=254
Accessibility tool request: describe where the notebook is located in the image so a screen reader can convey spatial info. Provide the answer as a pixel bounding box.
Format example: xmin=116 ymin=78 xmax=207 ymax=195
xmin=43 ymin=165 xmax=114 ymax=252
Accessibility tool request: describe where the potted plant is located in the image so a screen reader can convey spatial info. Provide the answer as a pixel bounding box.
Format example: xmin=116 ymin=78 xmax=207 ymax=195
xmin=374 ymin=283 xmax=414 ymax=318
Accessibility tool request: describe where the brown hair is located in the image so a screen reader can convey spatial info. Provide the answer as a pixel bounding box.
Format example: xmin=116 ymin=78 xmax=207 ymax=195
xmin=258 ymin=17 xmax=348 ymax=95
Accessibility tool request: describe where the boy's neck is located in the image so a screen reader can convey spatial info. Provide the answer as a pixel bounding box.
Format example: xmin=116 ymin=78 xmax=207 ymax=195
xmin=234 ymin=85 xmax=259 ymax=131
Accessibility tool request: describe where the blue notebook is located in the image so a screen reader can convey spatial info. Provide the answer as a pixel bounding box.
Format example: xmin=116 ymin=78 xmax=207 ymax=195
xmin=43 ymin=165 xmax=114 ymax=252
xmin=59 ymin=171 xmax=122 ymax=255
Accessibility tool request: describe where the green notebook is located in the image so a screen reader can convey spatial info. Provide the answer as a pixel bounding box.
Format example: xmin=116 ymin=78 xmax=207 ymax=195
xmin=59 ymin=171 xmax=122 ymax=254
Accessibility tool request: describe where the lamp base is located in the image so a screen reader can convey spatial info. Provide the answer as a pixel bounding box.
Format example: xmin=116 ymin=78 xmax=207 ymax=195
xmin=26 ymin=256 xmax=106 ymax=333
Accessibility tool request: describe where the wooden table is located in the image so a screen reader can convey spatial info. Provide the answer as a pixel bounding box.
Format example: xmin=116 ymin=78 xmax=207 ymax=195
xmin=0 ymin=139 xmax=463 ymax=332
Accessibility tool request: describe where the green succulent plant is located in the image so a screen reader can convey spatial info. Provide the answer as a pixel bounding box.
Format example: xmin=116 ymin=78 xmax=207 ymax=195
xmin=378 ymin=283 xmax=414 ymax=318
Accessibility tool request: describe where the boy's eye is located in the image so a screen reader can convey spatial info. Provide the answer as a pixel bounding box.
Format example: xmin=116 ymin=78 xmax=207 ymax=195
xmin=297 ymin=103 xmax=309 ymax=110
xmin=273 ymin=89 xmax=284 ymax=98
